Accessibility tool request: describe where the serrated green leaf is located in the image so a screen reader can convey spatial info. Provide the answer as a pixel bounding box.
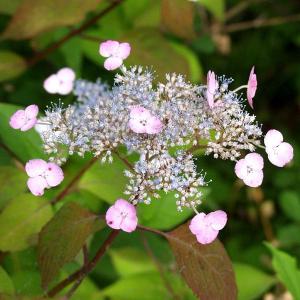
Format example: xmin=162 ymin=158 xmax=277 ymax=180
xmin=266 ymin=243 xmax=300 ymax=300
xmin=0 ymin=51 xmax=27 ymax=82
xmin=234 ymin=263 xmax=275 ymax=300
xmin=38 ymin=202 xmax=103 ymax=288
xmin=0 ymin=194 xmax=53 ymax=251
xmin=0 ymin=103 xmax=46 ymax=162
xmin=0 ymin=266 xmax=14 ymax=295
xmin=2 ymin=0 xmax=102 ymax=40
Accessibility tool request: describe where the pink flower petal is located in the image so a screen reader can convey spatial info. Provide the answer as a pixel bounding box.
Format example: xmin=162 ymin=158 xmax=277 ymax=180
xmin=43 ymin=74 xmax=60 ymax=94
xmin=206 ymin=70 xmax=218 ymax=108
xmin=128 ymin=118 xmax=147 ymax=134
xmin=27 ymin=176 xmax=48 ymax=196
xmin=57 ymin=81 xmax=74 ymax=95
xmin=117 ymin=42 xmax=131 ymax=60
xmin=25 ymin=159 xmax=48 ymax=177
xmin=21 ymin=117 xmax=37 ymax=131
xmin=189 ymin=213 xmax=206 ymax=235
xmin=268 ymin=142 xmax=294 ymax=167
xmin=104 ymin=57 xmax=123 ymax=71
xmin=120 ymin=214 xmax=138 ymax=233
xmin=9 ymin=110 xmax=26 ymax=129
xmin=99 ymin=40 xmax=120 ymax=57
xmin=247 ymin=66 xmax=257 ymax=109
xmin=57 ymin=67 xmax=75 ymax=82
xmin=244 ymin=153 xmax=264 ymax=170
xmin=24 ymin=104 xmax=39 ymax=119
xmin=207 ymin=210 xmax=227 ymax=231
xmin=195 ymin=227 xmax=219 ymax=244
xmin=243 ymin=169 xmax=263 ymax=187
xmin=44 ymin=163 xmax=64 ymax=187
xmin=264 ymin=129 xmax=283 ymax=149
xmin=145 ymin=116 xmax=163 ymax=134
xmin=234 ymin=158 xmax=247 ymax=180
xmin=106 ymin=205 xmax=123 ymax=230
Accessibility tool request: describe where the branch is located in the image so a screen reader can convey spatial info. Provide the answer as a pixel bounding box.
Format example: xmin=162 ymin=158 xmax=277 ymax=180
xmin=113 ymin=150 xmax=135 ymax=172
xmin=225 ymin=0 xmax=263 ymax=21
xmin=225 ymin=13 xmax=300 ymax=33
xmin=47 ymin=230 xmax=120 ymax=297
xmin=51 ymin=156 xmax=99 ymax=205
xmin=27 ymin=0 xmax=124 ymax=67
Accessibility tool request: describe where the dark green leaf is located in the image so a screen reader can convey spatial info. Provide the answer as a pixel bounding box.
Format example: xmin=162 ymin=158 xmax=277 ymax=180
xmin=279 ymin=190 xmax=300 ymax=222
xmin=167 ymin=222 xmax=237 ymax=300
xmin=0 ymin=266 xmax=15 ymax=295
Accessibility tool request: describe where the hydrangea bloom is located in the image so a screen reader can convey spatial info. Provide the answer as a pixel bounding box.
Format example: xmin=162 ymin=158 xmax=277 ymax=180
xmin=9 ymin=104 xmax=39 ymax=131
xmin=99 ymin=40 xmax=131 ymax=71
xmin=106 ymin=199 xmax=138 ymax=232
xmin=25 ymin=159 xmax=64 ymax=196
xmin=264 ymin=129 xmax=293 ymax=167
xmin=206 ymin=70 xmax=218 ymax=108
xmin=235 ymin=153 xmax=264 ymax=187
xmin=43 ymin=67 xmax=75 ymax=95
xmin=128 ymin=106 xmax=163 ymax=134
xmin=189 ymin=210 xmax=227 ymax=244
xmin=247 ymin=66 xmax=257 ymax=108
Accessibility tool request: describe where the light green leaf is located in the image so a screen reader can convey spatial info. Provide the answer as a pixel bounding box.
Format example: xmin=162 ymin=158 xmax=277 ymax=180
xmin=0 ymin=51 xmax=27 ymax=82
xmin=279 ymin=190 xmax=300 ymax=222
xmin=138 ymin=191 xmax=194 ymax=230
xmin=0 ymin=166 xmax=27 ymax=209
xmin=0 ymin=103 xmax=46 ymax=162
xmin=109 ymin=247 xmax=156 ymax=277
xmin=78 ymin=154 xmax=130 ymax=204
xmin=266 ymin=243 xmax=300 ymax=300
xmin=2 ymin=0 xmax=102 ymax=40
xmin=0 ymin=194 xmax=53 ymax=251
xmin=0 ymin=266 xmax=14 ymax=295
xmin=38 ymin=202 xmax=103 ymax=288
xmin=234 ymin=263 xmax=275 ymax=300
xmin=197 ymin=0 xmax=225 ymax=20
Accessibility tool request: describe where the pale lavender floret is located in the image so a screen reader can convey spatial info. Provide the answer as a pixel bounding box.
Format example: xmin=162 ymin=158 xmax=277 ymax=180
xmin=264 ymin=129 xmax=293 ymax=167
xmin=25 ymin=159 xmax=64 ymax=196
xmin=105 ymin=199 xmax=138 ymax=232
xmin=189 ymin=210 xmax=227 ymax=244
xmin=9 ymin=104 xmax=39 ymax=131
xmin=247 ymin=66 xmax=257 ymax=109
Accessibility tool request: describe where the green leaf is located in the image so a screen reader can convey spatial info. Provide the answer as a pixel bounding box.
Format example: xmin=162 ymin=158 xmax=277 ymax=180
xmin=0 ymin=266 xmax=14 ymax=295
xmin=161 ymin=0 xmax=196 ymax=40
xmin=2 ymin=0 xmax=102 ymax=40
xmin=137 ymin=191 xmax=195 ymax=230
xmin=123 ymin=28 xmax=202 ymax=81
xmin=167 ymin=222 xmax=237 ymax=300
xmin=0 ymin=103 xmax=46 ymax=162
xmin=38 ymin=202 xmax=103 ymax=288
xmin=196 ymin=0 xmax=225 ymax=20
xmin=266 ymin=243 xmax=300 ymax=300
xmin=0 ymin=166 xmax=27 ymax=209
xmin=0 ymin=51 xmax=27 ymax=82
xmin=278 ymin=224 xmax=300 ymax=247
xmin=279 ymin=190 xmax=300 ymax=222
xmin=0 ymin=0 xmax=21 ymax=15
xmin=0 ymin=194 xmax=53 ymax=252
xmin=78 ymin=154 xmax=129 ymax=204
xmin=109 ymin=247 xmax=156 ymax=277
xmin=234 ymin=263 xmax=275 ymax=300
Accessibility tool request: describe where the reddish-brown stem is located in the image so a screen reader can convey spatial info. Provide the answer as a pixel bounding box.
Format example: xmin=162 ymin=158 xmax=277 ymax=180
xmin=51 ymin=156 xmax=99 ymax=205
xmin=47 ymin=230 xmax=120 ymax=297
xmin=27 ymin=0 xmax=124 ymax=67
xmin=113 ymin=150 xmax=135 ymax=171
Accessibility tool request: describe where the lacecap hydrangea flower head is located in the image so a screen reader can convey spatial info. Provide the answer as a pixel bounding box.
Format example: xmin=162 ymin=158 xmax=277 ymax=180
xmin=8 ymin=39 xmax=294 ymax=245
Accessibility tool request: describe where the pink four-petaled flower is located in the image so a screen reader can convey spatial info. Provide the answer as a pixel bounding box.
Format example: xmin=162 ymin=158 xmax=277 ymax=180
xmin=206 ymin=70 xmax=218 ymax=108
xmin=235 ymin=153 xmax=264 ymax=187
xmin=128 ymin=106 xmax=163 ymax=134
xmin=9 ymin=104 xmax=39 ymax=131
xmin=247 ymin=66 xmax=257 ymax=109
xmin=264 ymin=129 xmax=293 ymax=167
xmin=106 ymin=199 xmax=138 ymax=232
xmin=43 ymin=67 xmax=75 ymax=95
xmin=25 ymin=159 xmax=64 ymax=196
xmin=99 ymin=40 xmax=131 ymax=71
xmin=189 ymin=210 xmax=227 ymax=244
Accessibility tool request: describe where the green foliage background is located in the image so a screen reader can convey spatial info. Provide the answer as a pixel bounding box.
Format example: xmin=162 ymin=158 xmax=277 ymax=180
xmin=0 ymin=0 xmax=300 ymax=299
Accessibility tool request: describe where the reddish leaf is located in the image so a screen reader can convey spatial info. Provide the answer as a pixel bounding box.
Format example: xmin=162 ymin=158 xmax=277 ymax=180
xmin=161 ymin=0 xmax=196 ymax=40
xmin=167 ymin=222 xmax=237 ymax=300
xmin=38 ymin=202 xmax=104 ymax=289
xmin=2 ymin=0 xmax=101 ymax=40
